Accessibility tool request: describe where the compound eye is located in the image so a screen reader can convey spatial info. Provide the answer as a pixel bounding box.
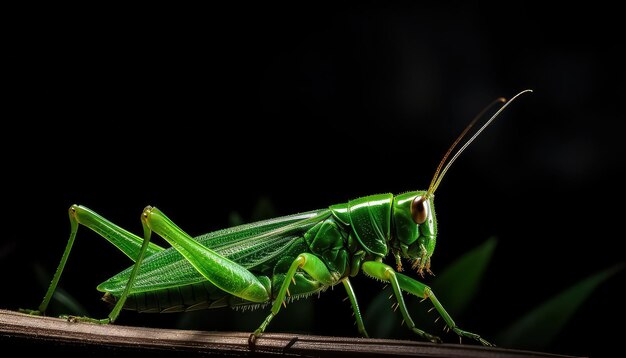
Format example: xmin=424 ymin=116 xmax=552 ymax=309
xmin=411 ymin=196 xmax=429 ymax=224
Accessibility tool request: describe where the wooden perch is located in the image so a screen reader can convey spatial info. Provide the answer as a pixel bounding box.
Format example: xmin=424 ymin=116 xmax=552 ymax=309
xmin=0 ymin=309 xmax=579 ymax=357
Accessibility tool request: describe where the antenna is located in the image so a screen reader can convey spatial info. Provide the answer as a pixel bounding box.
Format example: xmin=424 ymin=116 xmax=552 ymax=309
xmin=425 ymin=89 xmax=533 ymax=197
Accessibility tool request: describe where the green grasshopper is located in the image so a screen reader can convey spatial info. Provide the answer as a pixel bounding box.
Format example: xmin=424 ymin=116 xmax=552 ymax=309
xmin=22 ymin=90 xmax=531 ymax=346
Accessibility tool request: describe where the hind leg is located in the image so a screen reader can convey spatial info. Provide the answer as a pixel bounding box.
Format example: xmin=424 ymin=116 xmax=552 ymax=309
xmin=21 ymin=205 xmax=164 ymax=316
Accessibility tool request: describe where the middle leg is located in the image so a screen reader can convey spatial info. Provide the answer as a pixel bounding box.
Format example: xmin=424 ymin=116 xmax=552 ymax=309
xmin=254 ymin=253 xmax=338 ymax=338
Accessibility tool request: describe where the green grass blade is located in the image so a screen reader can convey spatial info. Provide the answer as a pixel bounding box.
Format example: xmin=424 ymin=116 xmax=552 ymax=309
xmin=497 ymin=263 xmax=625 ymax=350
xmin=430 ymin=237 xmax=497 ymax=317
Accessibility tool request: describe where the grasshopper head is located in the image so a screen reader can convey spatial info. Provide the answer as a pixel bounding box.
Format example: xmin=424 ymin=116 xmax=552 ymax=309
xmin=392 ymin=191 xmax=437 ymax=276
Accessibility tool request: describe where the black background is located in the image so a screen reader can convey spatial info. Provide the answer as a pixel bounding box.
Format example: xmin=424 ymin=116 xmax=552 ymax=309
xmin=2 ymin=3 xmax=624 ymax=357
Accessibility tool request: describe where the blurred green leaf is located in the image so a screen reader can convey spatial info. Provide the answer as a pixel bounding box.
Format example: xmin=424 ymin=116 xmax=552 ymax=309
xmin=228 ymin=196 xmax=275 ymax=227
xmin=50 ymin=288 xmax=89 ymax=316
xmin=251 ymin=196 xmax=276 ymax=222
xmin=497 ymin=263 xmax=625 ymax=350
xmin=228 ymin=211 xmax=245 ymax=226
xmin=431 ymin=237 xmax=497 ymax=317
xmin=34 ymin=264 xmax=88 ymax=316
xmin=364 ymin=285 xmax=401 ymax=338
